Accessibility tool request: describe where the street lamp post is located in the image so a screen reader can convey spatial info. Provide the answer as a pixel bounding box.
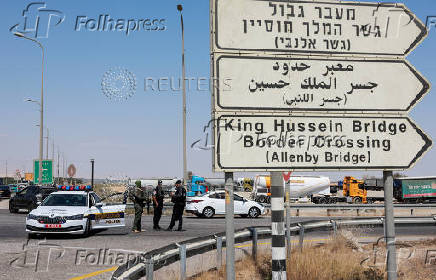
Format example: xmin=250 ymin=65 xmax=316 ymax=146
xmin=177 ymin=4 xmax=188 ymax=187
xmin=177 ymin=5 xmax=188 ymax=187
xmin=90 ymin=159 xmax=95 ymax=188
xmin=15 ymin=32 xmax=45 ymax=186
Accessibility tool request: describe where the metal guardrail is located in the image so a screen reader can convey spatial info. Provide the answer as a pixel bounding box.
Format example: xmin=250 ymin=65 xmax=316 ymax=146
xmin=111 ymin=216 xmax=436 ymax=280
xmin=125 ymin=202 xmax=436 ymax=210
xmin=284 ymin=203 xmax=436 ymax=209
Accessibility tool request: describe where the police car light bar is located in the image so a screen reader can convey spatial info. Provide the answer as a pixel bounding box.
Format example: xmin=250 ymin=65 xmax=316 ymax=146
xmin=57 ymin=185 xmax=93 ymax=191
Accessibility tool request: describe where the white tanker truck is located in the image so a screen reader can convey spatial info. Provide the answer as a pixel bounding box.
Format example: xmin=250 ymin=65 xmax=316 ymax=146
xmin=252 ymin=175 xmax=331 ymax=203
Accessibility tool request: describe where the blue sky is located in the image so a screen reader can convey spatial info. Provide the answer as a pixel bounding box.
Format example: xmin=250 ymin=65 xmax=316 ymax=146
xmin=1 ymin=0 xmax=435 ymax=181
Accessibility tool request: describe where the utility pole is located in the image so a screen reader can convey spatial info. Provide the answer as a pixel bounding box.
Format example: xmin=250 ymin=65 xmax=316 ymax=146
xmin=5 ymin=160 xmax=7 ymax=185
xmin=177 ymin=4 xmax=188 ymax=187
xmin=52 ymin=136 xmax=54 ymax=161
xmin=57 ymin=148 xmax=60 ymax=184
xmin=45 ymin=127 xmax=49 ymax=160
xmin=62 ymin=156 xmax=65 ymax=181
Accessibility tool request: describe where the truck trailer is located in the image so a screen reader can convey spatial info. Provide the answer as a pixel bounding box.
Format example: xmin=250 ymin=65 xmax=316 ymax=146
xmin=394 ymin=177 xmax=436 ymax=203
xmin=252 ymin=175 xmax=330 ymax=203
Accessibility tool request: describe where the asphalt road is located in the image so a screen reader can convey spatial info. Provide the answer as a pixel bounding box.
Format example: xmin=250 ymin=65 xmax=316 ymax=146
xmin=1 ymin=208 xmax=436 ymax=280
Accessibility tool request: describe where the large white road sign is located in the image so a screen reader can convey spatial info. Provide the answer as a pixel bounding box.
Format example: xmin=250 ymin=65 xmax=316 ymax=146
xmin=215 ymin=55 xmax=430 ymax=112
xmin=213 ymin=0 xmax=427 ymax=56
xmin=213 ymin=114 xmax=432 ymax=171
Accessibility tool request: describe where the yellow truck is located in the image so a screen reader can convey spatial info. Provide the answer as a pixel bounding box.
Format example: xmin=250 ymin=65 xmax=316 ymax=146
xmin=342 ymin=176 xmax=367 ymax=203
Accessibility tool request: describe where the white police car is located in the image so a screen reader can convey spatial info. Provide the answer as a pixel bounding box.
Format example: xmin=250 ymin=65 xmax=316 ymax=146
xmin=26 ymin=185 xmax=126 ymax=237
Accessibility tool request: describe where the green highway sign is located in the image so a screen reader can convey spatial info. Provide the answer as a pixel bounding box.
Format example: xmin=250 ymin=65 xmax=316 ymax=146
xmin=33 ymin=160 xmax=54 ymax=185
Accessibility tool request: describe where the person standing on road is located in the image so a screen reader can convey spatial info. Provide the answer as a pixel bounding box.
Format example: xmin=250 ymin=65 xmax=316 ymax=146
xmin=131 ymin=180 xmax=147 ymax=233
xmin=166 ymin=180 xmax=186 ymax=231
xmin=153 ymin=180 xmax=165 ymax=230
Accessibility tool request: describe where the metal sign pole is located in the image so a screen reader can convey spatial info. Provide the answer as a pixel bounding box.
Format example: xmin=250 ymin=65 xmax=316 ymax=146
xmin=285 ymin=179 xmax=291 ymax=257
xmin=225 ymin=172 xmax=235 ymax=280
xmin=271 ymin=172 xmax=286 ymax=280
xmin=383 ymin=171 xmax=397 ymax=280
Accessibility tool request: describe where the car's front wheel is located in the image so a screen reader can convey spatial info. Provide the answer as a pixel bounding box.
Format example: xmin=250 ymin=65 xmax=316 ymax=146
xmin=248 ymin=207 xmax=260 ymax=218
xmin=83 ymin=218 xmax=91 ymax=236
xmin=28 ymin=202 xmax=37 ymax=213
xmin=202 ymin=207 xmax=215 ymax=218
xmin=9 ymin=202 xmax=18 ymax=213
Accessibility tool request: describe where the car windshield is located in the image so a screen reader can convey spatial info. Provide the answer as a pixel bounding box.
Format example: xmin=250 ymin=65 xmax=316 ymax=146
xmin=41 ymin=194 xmax=87 ymax=207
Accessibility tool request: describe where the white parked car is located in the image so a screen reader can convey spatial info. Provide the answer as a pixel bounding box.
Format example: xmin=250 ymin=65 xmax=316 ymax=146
xmin=185 ymin=191 xmax=265 ymax=218
xmin=26 ymin=186 xmax=126 ymax=237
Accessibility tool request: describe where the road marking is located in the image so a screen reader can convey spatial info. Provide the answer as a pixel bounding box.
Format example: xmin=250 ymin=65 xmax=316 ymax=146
xmin=69 ymin=266 xmax=117 ymax=280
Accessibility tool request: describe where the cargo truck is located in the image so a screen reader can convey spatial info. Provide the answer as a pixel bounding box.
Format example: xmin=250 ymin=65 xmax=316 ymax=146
xmin=187 ymin=176 xmax=207 ymax=197
xmin=342 ymin=176 xmax=367 ymax=203
xmin=394 ymin=177 xmax=436 ymax=203
xmin=252 ymin=175 xmax=330 ymax=203
xmin=324 ymin=177 xmax=385 ymax=204
xmin=236 ymin=178 xmax=254 ymax=192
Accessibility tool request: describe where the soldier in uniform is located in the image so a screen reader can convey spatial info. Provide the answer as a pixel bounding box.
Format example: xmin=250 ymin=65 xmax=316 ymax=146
xmin=166 ymin=180 xmax=186 ymax=231
xmin=152 ymin=180 xmax=165 ymax=230
xmin=131 ymin=180 xmax=147 ymax=233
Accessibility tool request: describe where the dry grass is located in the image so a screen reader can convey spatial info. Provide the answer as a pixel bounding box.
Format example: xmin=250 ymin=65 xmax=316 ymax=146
xmin=191 ymin=255 xmax=270 ymax=280
xmin=399 ymin=257 xmax=436 ymax=280
xmin=189 ymin=237 xmax=436 ymax=280
xmin=190 ymin=237 xmax=383 ymax=280
xmin=286 ymin=238 xmax=383 ymax=280
xmin=94 ymin=183 xmax=125 ymax=203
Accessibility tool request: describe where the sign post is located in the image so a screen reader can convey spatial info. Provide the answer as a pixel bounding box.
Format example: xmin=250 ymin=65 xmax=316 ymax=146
xmin=68 ymin=164 xmax=76 ymax=185
xmin=384 ymin=171 xmax=397 ymax=279
xmin=224 ymin=172 xmax=234 ymax=280
xmin=283 ymin=172 xmax=292 ymax=257
xmin=271 ymin=172 xmax=286 ymax=279
xmin=210 ymin=1 xmax=431 ymax=279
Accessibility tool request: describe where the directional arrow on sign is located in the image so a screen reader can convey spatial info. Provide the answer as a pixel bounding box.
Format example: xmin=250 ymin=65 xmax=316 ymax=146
xmin=214 ymin=0 xmax=428 ymax=56
xmin=214 ymin=114 xmax=432 ymax=171
xmin=215 ymin=55 xmax=430 ymax=112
